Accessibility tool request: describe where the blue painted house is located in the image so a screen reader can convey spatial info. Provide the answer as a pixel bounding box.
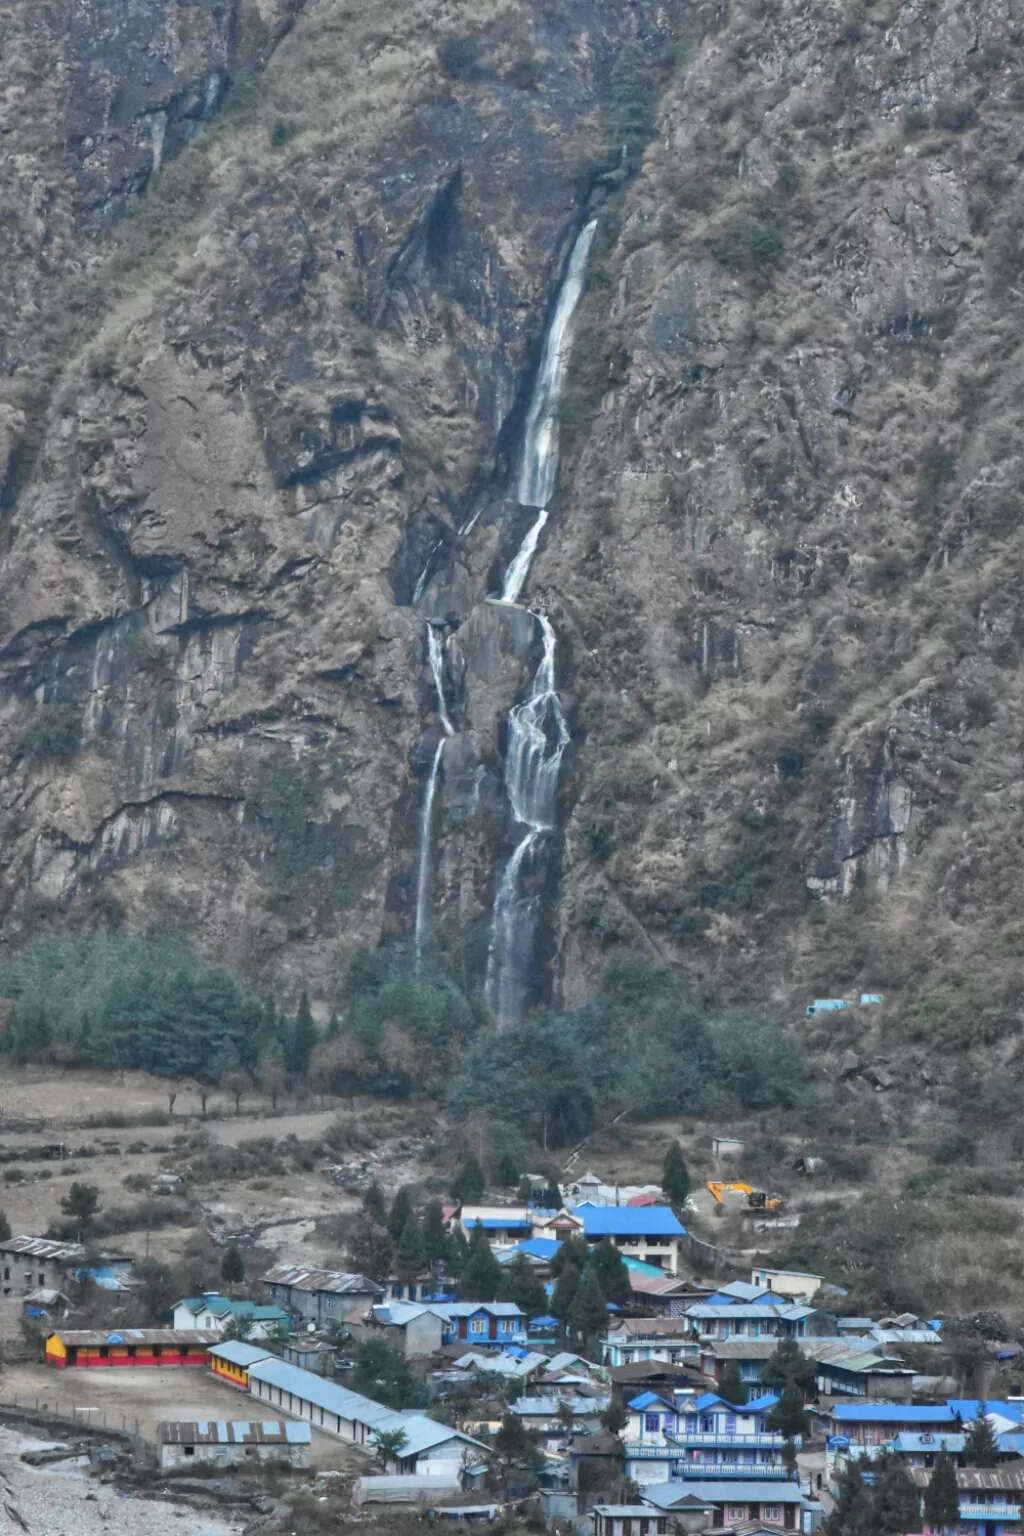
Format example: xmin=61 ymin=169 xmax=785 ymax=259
xmin=623 ymin=1391 xmax=793 ymax=1485
xmin=434 ymin=1302 xmax=526 ymax=1345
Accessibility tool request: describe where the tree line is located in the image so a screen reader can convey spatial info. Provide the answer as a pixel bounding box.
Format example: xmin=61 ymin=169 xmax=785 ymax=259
xmin=0 ymin=933 xmax=809 ymax=1143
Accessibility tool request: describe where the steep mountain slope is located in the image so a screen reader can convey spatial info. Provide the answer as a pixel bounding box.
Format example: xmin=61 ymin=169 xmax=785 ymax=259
xmin=0 ymin=0 xmax=1022 ymax=1045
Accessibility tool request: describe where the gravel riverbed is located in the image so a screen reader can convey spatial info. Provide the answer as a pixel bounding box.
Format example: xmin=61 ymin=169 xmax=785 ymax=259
xmin=0 ymin=1428 xmax=245 ymax=1535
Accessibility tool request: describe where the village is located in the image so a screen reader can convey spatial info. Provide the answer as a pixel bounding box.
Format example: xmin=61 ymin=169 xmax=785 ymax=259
xmin=0 ymin=1142 xmax=1017 ymax=1536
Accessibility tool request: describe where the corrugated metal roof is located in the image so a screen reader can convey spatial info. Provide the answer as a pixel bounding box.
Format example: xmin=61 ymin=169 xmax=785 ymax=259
xmin=574 ymin=1206 xmax=686 ymax=1237
xmin=908 ymin=1466 xmax=1024 ymax=1491
xmin=833 ymin=1404 xmax=957 ymax=1423
xmin=436 ymin=1303 xmax=525 ymax=1319
xmin=209 ymin=1341 xmax=273 ymax=1367
xmin=2 ymin=1236 xmax=83 ymax=1261
xmin=262 ymin=1264 xmax=385 ymax=1296
xmin=179 ymin=1295 xmax=288 ymax=1321
xmin=687 ymin=1303 xmax=814 ymax=1320
xmin=50 ymin=1329 xmax=219 ymax=1346
xmin=643 ymin=1480 xmax=805 ymax=1508
xmin=247 ymin=1357 xmax=487 ymax=1456
xmin=157 ymin=1420 xmax=311 ymax=1445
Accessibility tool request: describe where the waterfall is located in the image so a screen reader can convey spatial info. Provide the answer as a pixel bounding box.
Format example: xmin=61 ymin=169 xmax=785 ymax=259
xmin=516 ymin=220 xmax=598 ymax=511
xmin=485 ymin=615 xmax=570 ymax=1022
xmin=484 ymin=220 xmax=598 ymax=1024
xmin=414 ymin=624 xmax=453 ymax=964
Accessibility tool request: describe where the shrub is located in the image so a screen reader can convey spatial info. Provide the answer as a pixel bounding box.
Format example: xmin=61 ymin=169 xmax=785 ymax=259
xmin=933 ymin=96 xmax=977 ymax=131
xmin=437 ymin=35 xmax=480 ymax=80
xmin=867 ymin=551 xmax=908 ymax=593
xmin=269 ymin=118 xmax=299 ymax=149
xmin=916 ymin=441 xmax=956 ymax=523
xmin=708 ymin=213 xmax=784 ymax=274
xmin=504 ymin=50 xmax=542 ymax=91
xmin=902 ymin=103 xmax=931 ymax=135
xmin=19 ymin=701 xmax=80 ymax=761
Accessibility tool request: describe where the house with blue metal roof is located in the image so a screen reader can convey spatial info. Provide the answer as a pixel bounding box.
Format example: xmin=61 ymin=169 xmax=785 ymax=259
xmin=622 ymin=1390 xmax=792 ymax=1486
xmin=685 ymin=1302 xmax=830 ymax=1340
xmin=246 ymin=1355 xmax=488 ymax=1470
xmin=496 ymin=1238 xmax=561 ymax=1274
xmin=433 ymin=1301 xmax=527 ymax=1346
xmin=641 ymin=1477 xmax=808 ymax=1530
xmin=455 ymin=1206 xmax=535 ymax=1247
xmin=572 ymin=1204 xmax=687 ymax=1276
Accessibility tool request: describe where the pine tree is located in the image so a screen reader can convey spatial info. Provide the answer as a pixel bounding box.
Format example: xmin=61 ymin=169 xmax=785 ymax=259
xmin=588 ymin=1236 xmax=631 ymax=1306
xmin=220 ymin=1244 xmax=245 ymax=1285
xmin=923 ymin=1450 xmax=961 ymax=1534
xmin=0 ymin=1210 xmax=11 ymax=1243
xmin=662 ymin=1143 xmax=690 ymax=1207
xmin=348 ymin=1214 xmax=394 ymax=1283
xmin=767 ymin=1381 xmax=808 ymax=1441
xmin=964 ymin=1406 xmax=1000 ymax=1467
xmin=422 ymin=1201 xmax=448 ymax=1266
xmin=451 ymin=1156 xmax=486 ymax=1204
xmin=499 ymin=1254 xmax=547 ymax=1317
xmin=395 ymin=1213 xmax=427 ymax=1283
xmin=601 ymin=1398 xmax=628 ymax=1436
xmin=717 ymin=1361 xmax=746 ymax=1406
xmin=873 ymin=1451 xmax=920 ymax=1535
xmin=286 ymin=990 xmax=316 ymax=1077
xmin=494 ymin=1411 xmax=542 ymax=1479
xmin=761 ymin=1337 xmax=818 ymax=1398
xmin=552 ymin=1262 xmax=581 ymax=1327
xmin=569 ymin=1266 xmax=607 ymax=1344
xmin=388 ymin=1186 xmax=415 ymax=1243
xmin=325 ymin=1012 xmax=341 ymax=1039
xmin=446 ymin=1224 xmax=470 ymax=1280
xmin=460 ymin=1223 xmax=503 ymax=1301
xmin=551 ymin=1234 xmax=590 ymax=1277
xmin=363 ymin=1181 xmax=388 ymax=1226
xmin=823 ymin=1459 xmax=874 ymax=1536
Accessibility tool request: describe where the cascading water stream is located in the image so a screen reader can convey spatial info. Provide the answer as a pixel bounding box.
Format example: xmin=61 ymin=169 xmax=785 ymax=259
xmin=485 ymin=219 xmax=597 ymax=1023
xmin=485 ymin=616 xmax=570 ymax=1023
xmin=414 ymin=624 xmax=453 ymax=965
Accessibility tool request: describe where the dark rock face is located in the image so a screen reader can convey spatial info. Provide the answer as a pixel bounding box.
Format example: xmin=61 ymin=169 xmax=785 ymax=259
xmin=63 ymin=0 xmax=235 ymax=224
xmin=0 ymin=0 xmax=673 ymax=993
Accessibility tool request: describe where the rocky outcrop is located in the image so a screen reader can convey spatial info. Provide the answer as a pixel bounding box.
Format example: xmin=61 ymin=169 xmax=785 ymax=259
xmin=0 ymin=0 xmax=1022 ymax=1024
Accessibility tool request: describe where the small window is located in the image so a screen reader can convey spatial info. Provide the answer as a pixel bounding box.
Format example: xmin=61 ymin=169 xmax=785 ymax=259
xmin=2 ymin=1268 xmax=8 ymax=1280
xmin=184 ymin=1446 xmax=195 ymax=1458
xmin=726 ymin=1508 xmax=746 ymax=1523
xmin=763 ymin=1508 xmax=782 ymax=1524
xmin=38 ymin=1273 xmax=45 ymax=1285
xmin=645 ymin=1415 xmax=661 ymax=1433
xmin=470 ymin=1318 xmax=487 ymax=1334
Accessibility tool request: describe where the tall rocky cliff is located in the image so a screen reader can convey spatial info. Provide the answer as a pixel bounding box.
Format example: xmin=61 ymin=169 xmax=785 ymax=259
xmin=1 ymin=0 xmax=1023 ymax=1035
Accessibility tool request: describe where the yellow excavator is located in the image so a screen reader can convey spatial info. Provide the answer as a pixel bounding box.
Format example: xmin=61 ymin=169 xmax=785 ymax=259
xmin=706 ymin=1180 xmax=784 ymax=1213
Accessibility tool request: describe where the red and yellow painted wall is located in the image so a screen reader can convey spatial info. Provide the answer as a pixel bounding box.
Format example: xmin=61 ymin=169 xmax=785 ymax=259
xmin=210 ymin=1355 xmax=252 ymax=1390
xmin=46 ymin=1334 xmax=210 ymax=1368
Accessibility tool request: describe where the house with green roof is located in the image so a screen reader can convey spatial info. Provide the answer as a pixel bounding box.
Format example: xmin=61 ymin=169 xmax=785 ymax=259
xmin=172 ymin=1293 xmax=290 ymax=1338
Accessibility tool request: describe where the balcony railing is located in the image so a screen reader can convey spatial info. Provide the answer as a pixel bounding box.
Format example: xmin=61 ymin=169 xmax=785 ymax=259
xmin=674 ymin=1432 xmax=792 ymax=1448
xmin=625 ymin=1444 xmax=789 ymax=1465
xmin=626 ymin=1434 xmax=797 ymax=1451
xmin=672 ymin=1464 xmax=794 ymax=1478
xmin=958 ymin=1505 xmax=1022 ymax=1520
